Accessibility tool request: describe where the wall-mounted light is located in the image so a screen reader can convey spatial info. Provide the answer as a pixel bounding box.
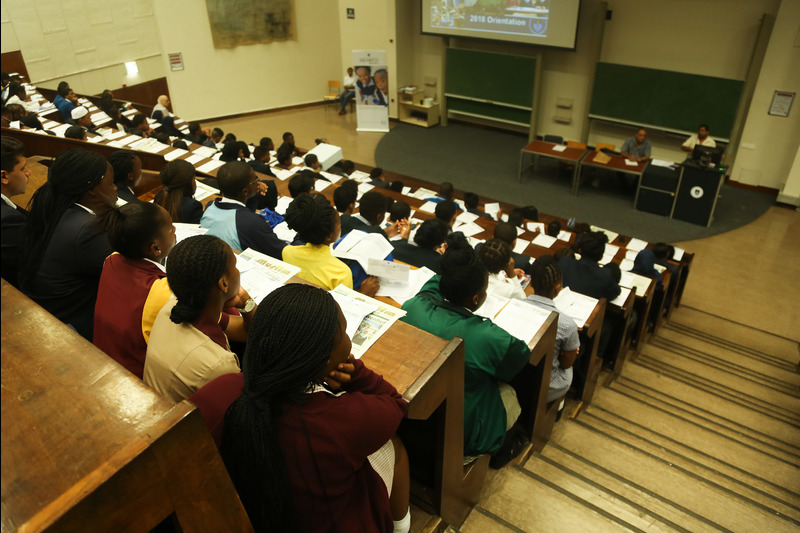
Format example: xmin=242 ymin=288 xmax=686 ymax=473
xmin=125 ymin=61 xmax=139 ymax=76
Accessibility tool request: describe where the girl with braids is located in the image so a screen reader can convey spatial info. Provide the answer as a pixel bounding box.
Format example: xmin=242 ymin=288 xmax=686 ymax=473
xmin=18 ymin=148 xmax=117 ymax=340
xmin=221 ymin=284 xmax=411 ymax=533
xmin=144 ymin=235 xmax=255 ymax=402
xmin=93 ymin=202 xmax=176 ymax=379
xmin=152 ymin=159 xmax=203 ymax=223
xmin=523 ymin=255 xmax=580 ymax=405
xmin=281 ymin=193 xmax=352 ymax=290
xmin=401 ymin=242 xmax=531 ymax=468
xmin=107 ymin=150 xmax=142 ymax=204
xmin=477 ymin=237 xmax=529 ymax=300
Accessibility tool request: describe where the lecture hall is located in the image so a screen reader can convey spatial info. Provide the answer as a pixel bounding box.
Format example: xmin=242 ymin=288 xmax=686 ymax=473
xmin=1 ymin=0 xmax=798 ymax=532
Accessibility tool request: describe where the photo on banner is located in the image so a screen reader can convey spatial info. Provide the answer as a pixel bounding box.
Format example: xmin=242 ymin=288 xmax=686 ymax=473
xmin=352 ymin=49 xmax=389 ymax=132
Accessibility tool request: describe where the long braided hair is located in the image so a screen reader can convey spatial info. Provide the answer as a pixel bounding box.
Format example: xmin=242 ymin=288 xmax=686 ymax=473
xmin=284 ymin=193 xmax=336 ymax=245
xmin=477 ymin=238 xmax=512 ymax=275
xmin=165 ymin=235 xmax=231 ymax=324
xmin=439 ymin=238 xmax=487 ymax=307
xmin=153 ymin=159 xmax=196 ymax=223
xmin=221 ymin=284 xmax=342 ymax=532
xmin=530 ymin=255 xmax=562 ymax=299
xmin=18 ymin=149 xmax=108 ymax=290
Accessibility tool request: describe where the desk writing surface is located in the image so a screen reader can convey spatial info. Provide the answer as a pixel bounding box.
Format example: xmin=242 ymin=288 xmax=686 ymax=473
xmin=582 ymin=150 xmax=647 ymax=173
xmin=522 ymin=140 xmax=587 ymax=162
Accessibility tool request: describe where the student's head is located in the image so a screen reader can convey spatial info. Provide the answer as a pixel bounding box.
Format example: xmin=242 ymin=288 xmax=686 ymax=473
xmin=439 ymin=245 xmax=488 ymax=311
xmin=282 ymin=131 xmax=294 ymax=145
xmin=414 ymin=218 xmax=448 ymax=251
xmin=19 ymin=150 xmax=116 ymax=288
xmin=151 ymin=110 xmax=164 ymax=122
xmin=369 ymin=167 xmax=384 ymax=181
xmin=221 ymin=284 xmax=349 ymax=531
xmin=463 ymin=192 xmax=479 ymax=209
xmin=166 ymin=235 xmax=238 ymax=324
xmin=285 ymin=193 xmax=340 ymax=245
xmin=64 ymin=125 xmax=87 ymax=140
xmin=347 ymin=67 xmax=354 ymax=76
xmin=217 ymin=161 xmax=258 ymax=201
xmin=107 ymin=151 xmax=142 ymax=191
xmin=435 ymin=200 xmax=458 ymax=226
xmin=130 ymin=113 xmax=148 ymax=130
xmin=508 ymin=208 xmax=525 ymax=228
xmin=652 ymin=242 xmax=673 ymax=261
xmin=438 ymin=181 xmax=454 ymax=200
xmin=8 ymin=82 xmax=25 ymax=100
xmin=357 ymin=191 xmax=387 ymax=225
xmin=252 ymin=145 xmax=269 ymax=162
xmin=304 ymin=153 xmax=319 ymax=169
xmin=493 ymin=222 xmax=517 ymax=245
xmin=103 ymin=202 xmax=176 ymax=261
xmin=530 ymin=255 xmax=563 ymax=299
xmin=57 ymin=84 xmax=71 ymax=98
xmin=578 ymin=232 xmax=606 ymax=262
xmin=65 ymin=88 xmax=78 ymax=103
xmin=477 ymin=238 xmax=512 ymax=275
xmin=333 ymin=181 xmax=358 ymax=213
xmin=340 ymin=159 xmax=355 ymax=175
xmin=259 ymin=137 xmax=274 ymax=151
xmin=70 ymin=106 xmax=89 ymax=125
xmin=276 ymin=145 xmax=293 ymax=167
xmin=546 ymin=220 xmax=562 ymax=238
xmin=522 ymin=205 xmax=539 ymax=223
xmin=188 ymin=122 xmax=202 ymax=137
xmin=223 ymin=133 xmax=238 ymax=144
xmin=698 ymin=124 xmax=710 ymax=140
xmin=154 ymin=132 xmax=170 ymax=145
xmin=155 ymin=159 xmax=197 ymax=222
xmin=210 ymin=127 xmax=224 ymax=143
xmin=0 ymin=137 xmax=29 ymax=197
xmin=373 ymin=69 xmax=388 ymax=93
xmin=288 ymin=171 xmax=314 ymax=198
xmin=355 ymin=66 xmax=371 ymax=85
xmin=172 ymin=140 xmax=188 ymax=149
xmin=220 ymin=141 xmax=243 ymax=162
xmin=389 ymin=200 xmax=410 ymax=223
xmin=158 ymin=95 xmax=170 ymax=107
xmin=635 ymin=127 xmax=647 ymax=143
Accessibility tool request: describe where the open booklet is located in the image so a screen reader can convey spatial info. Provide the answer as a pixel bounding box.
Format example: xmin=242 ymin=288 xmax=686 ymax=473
xmin=236 ymin=248 xmax=301 ymax=304
xmin=329 ymin=284 xmax=407 ymax=358
xmin=473 ymin=294 xmax=553 ymax=346
xmin=332 ymin=229 xmax=394 ymax=272
xmin=553 ymin=287 xmax=599 ymax=330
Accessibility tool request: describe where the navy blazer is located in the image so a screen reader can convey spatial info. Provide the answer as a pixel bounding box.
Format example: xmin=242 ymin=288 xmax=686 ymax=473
xmin=1 ymin=200 xmax=26 ymax=287
xmin=558 ymin=256 xmax=621 ymax=301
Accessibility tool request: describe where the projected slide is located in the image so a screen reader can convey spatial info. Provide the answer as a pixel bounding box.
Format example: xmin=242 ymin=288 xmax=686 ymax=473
xmin=422 ymin=0 xmax=579 ymax=49
xmin=431 ymin=0 xmax=550 ymax=39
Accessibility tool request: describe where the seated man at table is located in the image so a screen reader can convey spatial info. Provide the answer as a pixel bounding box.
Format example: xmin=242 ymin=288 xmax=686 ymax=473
xmin=152 ymin=94 xmax=172 ymax=118
xmin=71 ymin=106 xmax=97 ymax=134
xmin=681 ymin=124 xmax=716 ymax=152
xmin=620 ymin=128 xmax=651 ymax=163
xmin=200 ymin=161 xmax=286 ymax=258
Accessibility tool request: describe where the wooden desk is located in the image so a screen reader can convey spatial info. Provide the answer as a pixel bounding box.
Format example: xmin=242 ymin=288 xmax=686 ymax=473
xmin=0 ymin=281 xmax=253 ymax=533
xmin=519 ymin=140 xmax=588 ymax=189
xmin=578 ymin=151 xmax=647 ymax=195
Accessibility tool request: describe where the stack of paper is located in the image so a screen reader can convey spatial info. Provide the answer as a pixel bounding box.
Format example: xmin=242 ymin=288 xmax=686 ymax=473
xmin=192 ymin=145 xmax=217 ymax=158
xmin=196 ymin=159 xmax=225 ymax=174
xmin=553 ymin=287 xmax=598 ymax=329
xmin=184 ymin=153 xmax=206 ymax=165
xmin=557 ymin=230 xmax=572 ymax=242
xmin=173 ymin=223 xmax=208 ymax=243
xmin=551 ymin=144 xmax=568 ymax=153
xmin=329 ymin=284 xmax=406 ymax=358
xmin=619 ymin=271 xmax=653 ymax=297
xmin=484 ymin=203 xmax=501 ymax=219
xmin=194 ymin=182 xmax=220 ymax=202
xmin=672 ymin=247 xmax=685 ymax=262
xmin=349 ymin=170 xmax=371 ymax=182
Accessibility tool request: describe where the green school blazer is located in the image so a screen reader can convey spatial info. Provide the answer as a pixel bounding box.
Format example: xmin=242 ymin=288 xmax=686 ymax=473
xmin=401 ymin=277 xmax=530 ymax=456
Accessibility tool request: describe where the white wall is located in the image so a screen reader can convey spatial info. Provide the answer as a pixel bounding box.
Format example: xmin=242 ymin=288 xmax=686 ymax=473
xmin=730 ymin=0 xmax=800 ymax=190
xmin=152 ymin=0 xmax=341 ymax=121
xmin=337 ymin=0 xmax=398 ymax=118
xmin=1 ymin=0 xmax=164 ymax=95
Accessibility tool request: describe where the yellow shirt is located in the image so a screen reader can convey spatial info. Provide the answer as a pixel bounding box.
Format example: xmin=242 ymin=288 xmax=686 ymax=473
xmin=282 ymin=243 xmax=353 ymax=290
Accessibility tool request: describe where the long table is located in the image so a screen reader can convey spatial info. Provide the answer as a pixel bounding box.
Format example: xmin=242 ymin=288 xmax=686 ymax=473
xmin=577 ymin=150 xmax=648 ymax=195
xmin=519 ymin=140 xmax=588 ymax=193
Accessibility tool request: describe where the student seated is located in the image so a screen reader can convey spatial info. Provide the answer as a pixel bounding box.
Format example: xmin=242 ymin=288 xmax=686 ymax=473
xmin=426 ymin=181 xmax=454 ymax=203
xmin=172 ymin=139 xmax=189 ymax=149
xmin=631 ymin=249 xmax=663 ymax=289
xmin=200 ymin=161 xmax=286 ymax=258
xmin=153 ymin=159 xmax=204 ymax=224
xmin=94 ymin=202 xmax=176 ymax=378
xmin=401 ymin=244 xmax=530 ymax=467
xmin=464 ymin=192 xmax=492 ymax=219
xmin=18 ymin=149 xmax=117 ymax=340
xmin=494 ymin=222 xmax=533 ymax=275
xmin=1 ymin=137 xmax=30 ymax=288
xmin=274 ymin=145 xmax=293 ymax=170
xmin=145 ymin=235 xmax=254 ymax=402
xmin=333 ymin=180 xmax=358 ymax=214
xmin=477 ymin=238 xmax=527 ymax=300
xmin=152 ymin=94 xmax=172 ymax=118
xmin=259 ymin=136 xmax=274 ymax=152
xmin=220 ymin=141 xmax=244 ymax=163
xmin=3 ymin=103 xmax=46 ymax=131
xmin=341 ymin=190 xmax=408 ymax=239
xmin=546 ymin=220 xmax=562 ymax=238
xmin=184 ymin=122 xmax=209 ymax=145
xmin=434 ymin=199 xmax=458 ymax=231
xmin=387 ymin=199 xmax=411 ymax=239
xmin=5 ymin=82 xmax=39 ymax=113
xmin=247 ymin=145 xmax=276 ymax=177
xmin=653 ymin=242 xmax=678 ymax=273
xmin=524 ymin=256 xmax=579 ymax=406
xmin=203 ymin=127 xmax=224 ymax=148
xmin=54 ymin=86 xmax=78 ymax=121
xmin=282 ymin=193 xmax=354 ymax=290
xmin=391 ymin=218 xmax=448 ymax=274
xmin=104 ymin=105 xmax=132 ymax=132
xmin=71 ymin=106 xmax=96 ymax=133
xmin=107 ymin=151 xmax=142 ymax=204
xmin=558 ymin=231 xmax=621 ymax=301
xmin=126 ymin=113 xmax=152 ymax=138
xmin=304 ymin=153 xmax=320 ymax=171
xmin=221 ymin=284 xmax=411 ymax=533
xmin=288 ymin=170 xmax=314 ymax=198
xmin=369 ymin=167 xmax=391 ymax=189
xmin=63 ymin=125 xmax=86 ymax=141
xmin=279 ymin=130 xmax=301 ymax=156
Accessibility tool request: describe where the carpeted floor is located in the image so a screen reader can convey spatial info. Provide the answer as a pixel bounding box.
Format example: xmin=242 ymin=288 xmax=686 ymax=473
xmin=375 ymin=123 xmax=777 ymax=243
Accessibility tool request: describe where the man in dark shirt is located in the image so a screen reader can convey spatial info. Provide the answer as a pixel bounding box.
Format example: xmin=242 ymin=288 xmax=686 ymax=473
xmin=558 ymin=231 xmax=621 ymax=301
xmin=1 ymin=137 xmax=30 ymax=287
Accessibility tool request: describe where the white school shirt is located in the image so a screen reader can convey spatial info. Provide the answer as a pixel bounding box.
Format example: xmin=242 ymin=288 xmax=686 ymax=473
xmin=682 ymin=134 xmax=716 ymax=150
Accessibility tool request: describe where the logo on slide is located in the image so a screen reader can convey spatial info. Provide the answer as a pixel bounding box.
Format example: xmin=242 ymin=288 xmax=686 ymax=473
xmin=690 ymin=186 xmax=704 ymax=199
xmin=530 ymin=19 xmax=548 ymax=35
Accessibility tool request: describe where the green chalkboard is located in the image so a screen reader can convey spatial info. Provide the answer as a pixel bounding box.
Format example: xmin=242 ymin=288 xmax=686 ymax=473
xmin=589 ymin=63 xmax=744 ymax=140
xmin=445 ymin=48 xmax=536 ymax=123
